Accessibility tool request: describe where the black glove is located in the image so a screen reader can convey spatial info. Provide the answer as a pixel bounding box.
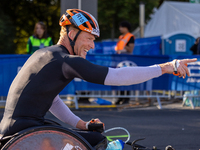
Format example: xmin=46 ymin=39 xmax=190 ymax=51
xmin=86 ymin=119 xmax=105 ymax=133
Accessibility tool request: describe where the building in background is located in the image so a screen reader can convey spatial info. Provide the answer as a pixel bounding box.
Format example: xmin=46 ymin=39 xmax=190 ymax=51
xmin=144 ymin=1 xmax=200 ymax=55
xmin=144 ymin=1 xmax=200 ymax=38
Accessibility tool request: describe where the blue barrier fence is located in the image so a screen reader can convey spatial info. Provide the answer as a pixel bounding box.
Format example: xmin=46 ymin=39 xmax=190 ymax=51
xmin=89 ymin=36 xmax=162 ymax=55
xmin=0 ymin=55 xmax=29 ymax=96
xmin=0 ymin=54 xmax=200 ymax=96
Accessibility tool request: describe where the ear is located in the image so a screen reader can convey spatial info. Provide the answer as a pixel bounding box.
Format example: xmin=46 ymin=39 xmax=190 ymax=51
xmin=68 ymin=30 xmax=75 ymax=40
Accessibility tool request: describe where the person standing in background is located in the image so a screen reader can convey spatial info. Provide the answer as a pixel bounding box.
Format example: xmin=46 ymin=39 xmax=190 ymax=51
xmin=115 ymin=21 xmax=135 ymax=104
xmin=27 ymin=22 xmax=53 ymax=54
xmin=190 ymin=37 xmax=200 ymax=55
xmin=115 ymin=21 xmax=135 ymax=54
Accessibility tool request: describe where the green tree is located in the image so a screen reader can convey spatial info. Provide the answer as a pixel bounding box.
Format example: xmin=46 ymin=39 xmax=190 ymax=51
xmin=0 ymin=0 xmax=60 ymax=54
xmin=0 ymin=0 xmax=190 ymax=54
xmin=98 ymin=0 xmax=160 ymax=40
xmin=98 ymin=0 xmax=190 ymax=40
xmin=0 ymin=10 xmax=16 ymax=54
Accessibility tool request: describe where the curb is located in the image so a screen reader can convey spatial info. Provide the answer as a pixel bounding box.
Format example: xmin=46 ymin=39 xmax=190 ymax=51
xmin=70 ymin=104 xmax=116 ymax=108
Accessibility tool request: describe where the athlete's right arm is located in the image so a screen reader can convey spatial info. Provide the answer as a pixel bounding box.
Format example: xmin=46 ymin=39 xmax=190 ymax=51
xmin=105 ymin=58 xmax=197 ymax=84
xmin=105 ymin=65 xmax=162 ymax=86
xmin=62 ymin=56 xmax=108 ymax=85
xmin=62 ymin=56 xmax=161 ymax=86
xmin=63 ymin=56 xmax=197 ymax=86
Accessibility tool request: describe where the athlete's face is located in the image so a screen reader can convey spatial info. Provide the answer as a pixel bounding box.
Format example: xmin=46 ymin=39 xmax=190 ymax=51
xmin=74 ymin=31 xmax=95 ymax=59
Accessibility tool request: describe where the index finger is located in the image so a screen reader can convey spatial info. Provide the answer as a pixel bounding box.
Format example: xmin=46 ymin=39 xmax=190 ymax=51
xmin=182 ymin=58 xmax=197 ymax=64
xmin=94 ymin=118 xmax=101 ymax=122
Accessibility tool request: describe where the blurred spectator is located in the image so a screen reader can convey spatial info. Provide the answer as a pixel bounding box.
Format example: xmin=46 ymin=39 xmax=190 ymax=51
xmin=115 ymin=21 xmax=135 ymax=105
xmin=190 ymin=37 xmax=200 ymax=55
xmin=27 ymin=22 xmax=53 ymax=54
xmin=115 ymin=21 xmax=135 ymax=54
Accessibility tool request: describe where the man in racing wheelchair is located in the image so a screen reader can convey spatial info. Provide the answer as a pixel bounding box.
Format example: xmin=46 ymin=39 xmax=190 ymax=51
xmin=0 ymin=8 xmax=196 ymax=149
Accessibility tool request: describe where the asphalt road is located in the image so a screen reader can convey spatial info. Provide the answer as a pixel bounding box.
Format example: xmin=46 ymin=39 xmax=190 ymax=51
xmin=0 ymin=106 xmax=200 ymax=150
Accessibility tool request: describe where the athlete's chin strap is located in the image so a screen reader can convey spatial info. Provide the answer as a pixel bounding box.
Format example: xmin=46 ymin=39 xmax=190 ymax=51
xmin=66 ymin=26 xmax=81 ymax=55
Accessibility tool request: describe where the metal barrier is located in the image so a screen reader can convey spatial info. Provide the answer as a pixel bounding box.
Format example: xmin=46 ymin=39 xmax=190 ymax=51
xmin=1 ymin=55 xmax=200 ymax=110
xmin=60 ymin=90 xmax=185 ymax=109
xmin=182 ymin=91 xmax=200 ymax=109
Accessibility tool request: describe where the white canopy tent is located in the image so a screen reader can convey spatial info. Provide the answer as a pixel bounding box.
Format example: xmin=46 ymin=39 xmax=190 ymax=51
xmin=144 ymin=1 xmax=200 ymax=38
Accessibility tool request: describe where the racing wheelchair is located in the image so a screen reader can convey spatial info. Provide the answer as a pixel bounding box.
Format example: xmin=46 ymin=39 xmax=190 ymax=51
xmin=0 ymin=125 xmax=97 ymax=150
xmin=0 ymin=119 xmax=106 ymax=150
xmin=0 ymin=124 xmax=175 ymax=150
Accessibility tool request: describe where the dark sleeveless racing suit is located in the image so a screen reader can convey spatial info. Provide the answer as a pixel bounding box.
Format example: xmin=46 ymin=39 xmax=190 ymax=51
xmin=0 ymin=45 xmax=108 ymax=138
xmin=0 ymin=44 xmax=162 ymax=148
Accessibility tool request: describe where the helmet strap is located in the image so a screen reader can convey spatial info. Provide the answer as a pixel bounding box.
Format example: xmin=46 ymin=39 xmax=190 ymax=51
xmin=66 ymin=26 xmax=81 ymax=55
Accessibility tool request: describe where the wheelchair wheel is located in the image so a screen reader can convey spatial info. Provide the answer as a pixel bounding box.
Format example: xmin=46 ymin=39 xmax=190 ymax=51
xmin=1 ymin=125 xmax=94 ymax=150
